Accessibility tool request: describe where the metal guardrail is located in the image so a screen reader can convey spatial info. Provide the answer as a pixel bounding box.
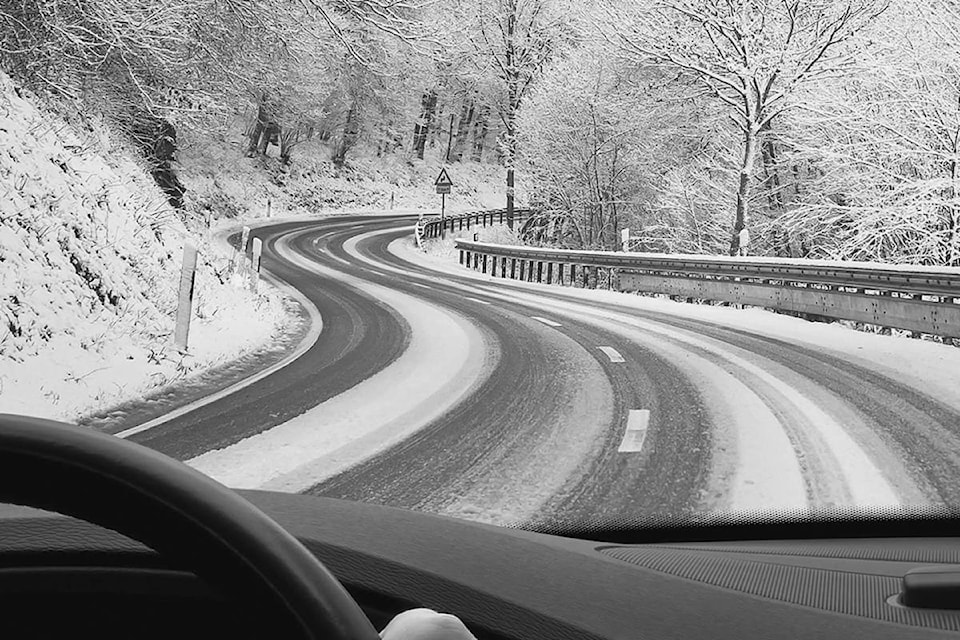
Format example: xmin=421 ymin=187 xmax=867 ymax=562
xmin=454 ymin=240 xmax=960 ymax=339
xmin=419 ymin=208 xmax=532 ymax=240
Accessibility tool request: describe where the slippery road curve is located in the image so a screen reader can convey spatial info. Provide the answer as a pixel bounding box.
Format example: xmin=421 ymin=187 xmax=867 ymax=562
xmin=118 ymin=214 xmax=960 ymax=527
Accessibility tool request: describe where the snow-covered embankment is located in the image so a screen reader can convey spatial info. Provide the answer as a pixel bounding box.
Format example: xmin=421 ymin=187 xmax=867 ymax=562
xmin=0 ymin=71 xmax=294 ymax=423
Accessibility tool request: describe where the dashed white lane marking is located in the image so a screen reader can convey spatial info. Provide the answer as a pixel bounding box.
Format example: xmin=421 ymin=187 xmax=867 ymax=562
xmin=599 ymin=346 xmax=625 ymax=363
xmin=618 ymin=410 xmax=650 ymax=453
xmin=465 ymin=297 xmax=491 ymax=305
xmin=412 ymin=283 xmax=431 ymax=289
xmin=532 ymin=316 xmax=562 ymax=327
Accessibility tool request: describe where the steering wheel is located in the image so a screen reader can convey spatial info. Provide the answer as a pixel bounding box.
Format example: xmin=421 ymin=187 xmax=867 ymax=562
xmin=0 ymin=414 xmax=380 ymax=640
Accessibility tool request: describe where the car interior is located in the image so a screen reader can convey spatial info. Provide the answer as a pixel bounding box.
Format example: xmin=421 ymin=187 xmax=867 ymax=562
xmin=2 ymin=414 xmax=960 ymax=639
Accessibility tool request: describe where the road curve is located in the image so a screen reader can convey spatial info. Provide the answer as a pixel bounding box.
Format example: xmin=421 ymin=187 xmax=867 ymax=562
xmin=116 ymin=214 xmax=960 ymax=527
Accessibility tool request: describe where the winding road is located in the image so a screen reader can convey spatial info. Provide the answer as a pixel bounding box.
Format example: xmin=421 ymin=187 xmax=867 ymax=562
xmin=114 ymin=213 xmax=960 ymax=527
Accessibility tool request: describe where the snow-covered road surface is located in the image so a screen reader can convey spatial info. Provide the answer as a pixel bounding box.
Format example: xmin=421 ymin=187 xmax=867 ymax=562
xmin=67 ymin=213 xmax=960 ymax=527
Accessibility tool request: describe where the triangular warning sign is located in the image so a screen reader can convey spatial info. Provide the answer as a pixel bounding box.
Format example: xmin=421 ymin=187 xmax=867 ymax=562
xmin=434 ymin=167 xmax=453 ymax=187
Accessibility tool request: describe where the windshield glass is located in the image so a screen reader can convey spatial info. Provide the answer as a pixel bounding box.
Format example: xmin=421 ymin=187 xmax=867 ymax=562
xmin=1 ymin=0 xmax=959 ymax=534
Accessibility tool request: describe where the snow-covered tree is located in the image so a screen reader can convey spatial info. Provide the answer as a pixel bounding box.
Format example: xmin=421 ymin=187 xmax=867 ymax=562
xmin=605 ymin=0 xmax=888 ymax=254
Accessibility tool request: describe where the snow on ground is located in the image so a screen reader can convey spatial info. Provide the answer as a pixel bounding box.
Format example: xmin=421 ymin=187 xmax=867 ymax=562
xmin=187 ymin=227 xmax=494 ymax=491
xmin=177 ymin=123 xmax=516 ymax=224
xmin=0 ymin=71 xmax=295 ymax=423
xmin=398 ymin=229 xmax=960 ymax=512
xmin=413 ymin=232 xmax=960 ymax=410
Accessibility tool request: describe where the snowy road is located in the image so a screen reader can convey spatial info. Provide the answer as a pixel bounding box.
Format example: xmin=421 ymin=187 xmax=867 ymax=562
xmin=116 ymin=215 xmax=960 ymax=526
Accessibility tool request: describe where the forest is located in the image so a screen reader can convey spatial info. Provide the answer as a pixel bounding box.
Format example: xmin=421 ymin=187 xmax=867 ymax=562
xmin=2 ymin=0 xmax=958 ymax=265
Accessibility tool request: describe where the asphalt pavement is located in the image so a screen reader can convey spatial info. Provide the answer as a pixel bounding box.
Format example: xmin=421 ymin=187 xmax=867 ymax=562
xmin=111 ymin=214 xmax=960 ymax=525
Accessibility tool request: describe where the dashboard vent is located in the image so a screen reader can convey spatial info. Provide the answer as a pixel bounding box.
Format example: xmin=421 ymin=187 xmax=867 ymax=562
xmin=599 ymin=545 xmax=960 ymax=630
xmin=645 ymin=541 xmax=960 ymax=564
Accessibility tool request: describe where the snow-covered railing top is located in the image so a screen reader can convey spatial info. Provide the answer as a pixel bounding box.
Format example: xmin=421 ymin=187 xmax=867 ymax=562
xmin=454 ymin=240 xmax=960 ymax=299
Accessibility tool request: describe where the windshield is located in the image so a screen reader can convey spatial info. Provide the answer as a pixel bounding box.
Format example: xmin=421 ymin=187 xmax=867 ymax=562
xmin=1 ymin=0 xmax=959 ymax=535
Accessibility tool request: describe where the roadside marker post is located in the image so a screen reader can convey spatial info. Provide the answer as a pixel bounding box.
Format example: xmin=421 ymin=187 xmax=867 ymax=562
xmin=251 ymin=237 xmax=263 ymax=294
xmin=174 ymin=241 xmax=198 ymax=353
xmin=621 ymin=228 xmax=630 ymax=252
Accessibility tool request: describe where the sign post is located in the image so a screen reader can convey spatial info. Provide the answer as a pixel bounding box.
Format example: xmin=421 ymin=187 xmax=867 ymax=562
xmin=174 ymin=242 xmax=198 ymax=353
xmin=435 ymin=167 xmax=453 ymax=220
xmin=251 ymin=237 xmax=263 ymax=293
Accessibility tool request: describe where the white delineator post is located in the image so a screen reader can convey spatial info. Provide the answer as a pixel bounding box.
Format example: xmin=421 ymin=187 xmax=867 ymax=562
xmin=174 ymin=241 xmax=199 ymax=353
xmin=621 ymin=228 xmax=630 ymax=252
xmin=250 ymin=237 xmax=263 ymax=293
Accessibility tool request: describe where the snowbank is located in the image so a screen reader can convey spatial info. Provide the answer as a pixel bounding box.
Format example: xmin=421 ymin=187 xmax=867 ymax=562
xmin=0 ymin=71 xmax=295 ymax=423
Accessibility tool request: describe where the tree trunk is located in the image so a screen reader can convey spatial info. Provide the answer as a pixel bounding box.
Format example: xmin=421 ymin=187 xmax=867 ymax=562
xmin=471 ymin=105 xmax=489 ymax=162
xmin=257 ymin=121 xmax=278 ymax=156
xmin=505 ymin=0 xmax=518 ymax=229
xmin=948 ymin=154 xmax=959 ymax=266
xmin=450 ymin=100 xmax=475 ymax=162
xmin=412 ymin=90 xmax=437 ymax=160
xmin=247 ymin=99 xmax=270 ymax=157
xmin=444 ymin=113 xmax=455 ymax=162
xmin=760 ymin=138 xmax=783 ymax=212
xmin=730 ymin=127 xmax=758 ymax=255
xmin=334 ymin=101 xmax=359 ymax=168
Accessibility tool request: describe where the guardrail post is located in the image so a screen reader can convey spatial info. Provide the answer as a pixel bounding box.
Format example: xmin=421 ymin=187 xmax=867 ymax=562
xmin=500 ymin=210 xmax=504 ymax=225
xmin=537 ymin=261 xmax=544 ymax=283
xmin=569 ymin=264 xmax=576 ymax=286
xmin=483 ymin=254 xmax=488 ymax=274
xmin=546 ymin=262 xmax=553 ymax=284
xmin=459 ymin=250 xmax=465 ymax=265
xmin=511 ymin=258 xmax=517 ymax=279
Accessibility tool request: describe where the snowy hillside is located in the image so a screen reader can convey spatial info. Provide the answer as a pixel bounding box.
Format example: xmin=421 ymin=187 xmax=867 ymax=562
xmin=0 ymin=71 xmax=293 ymax=423
xmin=177 ymin=123 xmax=516 ymax=222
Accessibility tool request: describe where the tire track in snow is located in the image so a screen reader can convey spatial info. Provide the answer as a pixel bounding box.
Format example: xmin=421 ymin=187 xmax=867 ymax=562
xmin=381 ymin=229 xmax=958 ymax=512
xmin=314 ymin=227 xmax=715 ymax=523
xmin=125 ymin=218 xmax=412 ymax=459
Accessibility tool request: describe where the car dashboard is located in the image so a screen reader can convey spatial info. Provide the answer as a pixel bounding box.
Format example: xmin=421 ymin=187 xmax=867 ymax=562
xmin=1 ymin=491 xmax=959 ymax=639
